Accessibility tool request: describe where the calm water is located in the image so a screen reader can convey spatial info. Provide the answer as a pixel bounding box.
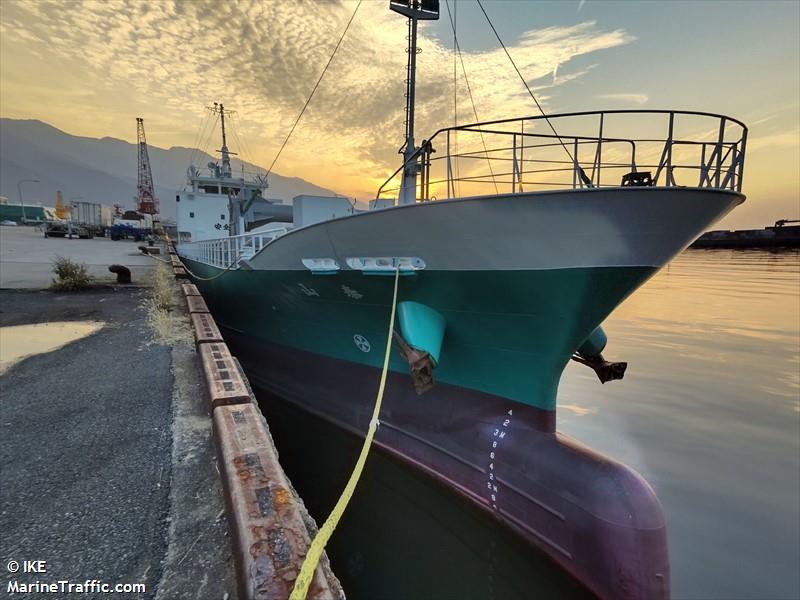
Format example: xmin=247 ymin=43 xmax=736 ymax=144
xmin=258 ymin=249 xmax=799 ymax=600
xmin=559 ymin=249 xmax=800 ymax=600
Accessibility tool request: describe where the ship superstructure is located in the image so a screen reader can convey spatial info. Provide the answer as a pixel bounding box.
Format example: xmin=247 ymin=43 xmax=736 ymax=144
xmin=175 ymin=2 xmax=748 ymax=598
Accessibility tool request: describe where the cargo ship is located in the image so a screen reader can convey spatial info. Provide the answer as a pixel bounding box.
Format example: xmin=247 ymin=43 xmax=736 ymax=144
xmin=175 ymin=2 xmax=748 ymax=598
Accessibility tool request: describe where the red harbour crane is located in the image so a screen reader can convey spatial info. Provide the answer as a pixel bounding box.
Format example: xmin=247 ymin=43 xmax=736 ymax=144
xmin=135 ymin=117 xmax=159 ymax=215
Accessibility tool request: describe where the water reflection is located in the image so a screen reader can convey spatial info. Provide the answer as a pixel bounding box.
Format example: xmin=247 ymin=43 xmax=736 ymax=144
xmin=258 ymin=393 xmax=593 ymax=600
xmin=558 ymin=249 xmax=800 ymax=600
xmin=0 ymin=321 xmax=105 ymax=374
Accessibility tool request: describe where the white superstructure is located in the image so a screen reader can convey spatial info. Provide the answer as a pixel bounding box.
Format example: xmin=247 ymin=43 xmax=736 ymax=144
xmin=176 ymin=103 xmax=347 ymax=244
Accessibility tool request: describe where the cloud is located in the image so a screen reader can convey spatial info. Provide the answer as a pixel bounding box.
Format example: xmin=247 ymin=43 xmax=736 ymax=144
xmin=595 ymin=93 xmax=649 ymax=105
xmin=0 ymin=1 xmax=634 ymax=197
xmin=747 ymin=130 xmax=800 ymax=153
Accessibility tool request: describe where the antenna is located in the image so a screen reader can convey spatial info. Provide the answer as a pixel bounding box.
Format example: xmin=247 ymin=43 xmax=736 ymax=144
xmin=135 ymin=118 xmax=159 ymax=215
xmin=390 ymin=0 xmax=439 ymax=205
xmin=207 ymin=102 xmax=238 ymax=178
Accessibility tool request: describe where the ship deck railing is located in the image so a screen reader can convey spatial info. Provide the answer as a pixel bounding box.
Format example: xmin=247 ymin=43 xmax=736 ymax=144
xmin=376 ymin=110 xmax=748 ymax=203
xmin=177 ymin=227 xmax=289 ymax=269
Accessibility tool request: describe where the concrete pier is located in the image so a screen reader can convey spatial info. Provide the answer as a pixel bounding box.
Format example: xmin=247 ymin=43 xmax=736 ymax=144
xmin=170 ymin=242 xmax=343 ymax=600
xmin=0 ymin=226 xmax=154 ymax=288
xmin=0 ymin=227 xmax=338 ymax=599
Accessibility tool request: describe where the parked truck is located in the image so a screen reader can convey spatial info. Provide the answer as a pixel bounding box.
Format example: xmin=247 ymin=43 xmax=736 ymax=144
xmin=108 ymin=210 xmax=153 ymax=241
xmin=69 ymin=201 xmax=111 ymax=236
xmin=109 ymin=222 xmax=146 ymax=241
xmin=44 ymin=221 xmax=93 ymax=239
xmin=70 ymin=201 xmax=102 ymax=227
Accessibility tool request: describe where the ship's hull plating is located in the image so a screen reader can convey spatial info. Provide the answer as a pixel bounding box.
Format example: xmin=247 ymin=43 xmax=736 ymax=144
xmin=222 ymin=329 xmax=669 ymax=600
xmin=184 ymin=263 xmax=655 ymax=411
xmin=180 ymin=187 xmax=744 ymax=600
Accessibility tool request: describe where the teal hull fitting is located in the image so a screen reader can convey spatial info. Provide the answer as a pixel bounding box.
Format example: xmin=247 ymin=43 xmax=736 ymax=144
xmin=182 ymin=259 xmax=654 ymax=412
xmin=396 ymin=301 xmax=446 ymax=365
xmin=579 ymin=326 xmax=609 ymax=357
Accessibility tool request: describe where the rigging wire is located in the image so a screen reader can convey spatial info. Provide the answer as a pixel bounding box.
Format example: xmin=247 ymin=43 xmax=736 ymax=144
xmin=230 ymin=113 xmax=252 ymax=170
xmin=452 ymin=0 xmax=456 ymax=128
xmin=231 ymin=113 xmax=257 ymax=173
xmin=451 ymin=0 xmax=460 ymax=196
xmin=444 ymin=0 xmax=499 ymax=194
xmin=475 ymin=0 xmax=591 ymax=186
xmin=188 ymin=114 xmax=205 ymax=165
xmin=227 ymin=113 xmax=250 ymax=173
xmin=189 ymin=109 xmax=212 ymax=167
xmin=198 ymin=114 xmax=220 ymax=163
xmin=265 ymin=0 xmax=362 ymax=178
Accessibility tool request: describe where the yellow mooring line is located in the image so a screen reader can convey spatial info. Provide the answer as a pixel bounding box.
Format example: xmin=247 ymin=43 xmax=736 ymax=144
xmin=290 ymin=268 xmax=400 ymax=600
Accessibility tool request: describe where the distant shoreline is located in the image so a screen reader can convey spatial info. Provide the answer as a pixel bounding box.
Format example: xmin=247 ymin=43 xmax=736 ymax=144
xmin=690 ymin=222 xmax=799 ymax=249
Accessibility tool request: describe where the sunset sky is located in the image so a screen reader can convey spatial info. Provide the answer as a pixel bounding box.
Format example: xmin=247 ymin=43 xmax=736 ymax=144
xmin=1 ymin=0 xmax=797 ymax=228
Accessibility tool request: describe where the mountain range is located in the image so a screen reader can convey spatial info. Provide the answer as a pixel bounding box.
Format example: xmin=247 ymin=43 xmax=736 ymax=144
xmin=0 ymin=118 xmax=339 ymax=221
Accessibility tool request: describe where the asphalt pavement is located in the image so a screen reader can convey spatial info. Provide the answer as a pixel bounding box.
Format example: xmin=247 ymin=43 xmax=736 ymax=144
xmin=0 ymin=288 xmax=234 ymax=598
xmin=0 ymin=225 xmax=154 ymax=288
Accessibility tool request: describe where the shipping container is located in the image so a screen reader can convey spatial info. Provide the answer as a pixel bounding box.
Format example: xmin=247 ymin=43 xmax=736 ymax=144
xmin=100 ymin=205 xmax=113 ymax=227
xmin=70 ymin=201 xmax=103 ymax=227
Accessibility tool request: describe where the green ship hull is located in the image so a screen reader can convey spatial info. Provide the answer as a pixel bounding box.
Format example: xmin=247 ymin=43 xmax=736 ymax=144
xmin=184 ymin=261 xmax=655 ymax=411
xmin=178 ymin=186 xmax=745 ymax=599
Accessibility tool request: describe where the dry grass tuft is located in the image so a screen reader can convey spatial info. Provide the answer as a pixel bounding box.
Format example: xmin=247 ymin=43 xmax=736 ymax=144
xmin=50 ymin=256 xmax=92 ymax=291
xmin=145 ymin=262 xmax=193 ymax=345
xmin=150 ymin=263 xmax=174 ymax=311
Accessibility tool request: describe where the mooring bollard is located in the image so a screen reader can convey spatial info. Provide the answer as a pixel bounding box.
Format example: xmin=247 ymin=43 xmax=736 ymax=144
xmin=108 ymin=264 xmax=131 ymax=284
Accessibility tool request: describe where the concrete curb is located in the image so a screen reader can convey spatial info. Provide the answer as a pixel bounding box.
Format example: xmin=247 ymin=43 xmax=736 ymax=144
xmin=190 ymin=312 xmax=224 ymax=344
xmin=186 ymin=294 xmax=210 ymax=314
xmin=182 ymin=282 xmax=201 ymax=296
xmin=173 ymin=257 xmax=343 ymax=600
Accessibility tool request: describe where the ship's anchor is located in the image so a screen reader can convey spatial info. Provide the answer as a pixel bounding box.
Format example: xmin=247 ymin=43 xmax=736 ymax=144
xmin=392 ymin=301 xmax=446 ymax=395
xmin=571 ymin=325 xmax=627 ymax=383
xmin=571 ymin=352 xmax=627 ymax=383
xmin=393 ymin=330 xmax=435 ymax=395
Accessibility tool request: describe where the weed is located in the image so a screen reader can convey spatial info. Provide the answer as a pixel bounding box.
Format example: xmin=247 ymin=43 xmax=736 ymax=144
xmin=50 ymin=256 xmax=92 ymax=291
xmin=150 ymin=263 xmax=173 ymax=311
xmin=145 ymin=262 xmax=193 ymax=345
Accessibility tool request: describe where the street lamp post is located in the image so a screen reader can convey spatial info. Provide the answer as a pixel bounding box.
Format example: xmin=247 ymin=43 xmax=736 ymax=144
xmin=17 ymin=179 xmax=40 ymax=224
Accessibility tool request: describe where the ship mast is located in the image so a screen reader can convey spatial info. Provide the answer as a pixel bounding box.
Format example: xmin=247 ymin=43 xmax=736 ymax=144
xmin=209 ymin=102 xmax=235 ymax=178
xmin=390 ymin=0 xmax=440 ymax=205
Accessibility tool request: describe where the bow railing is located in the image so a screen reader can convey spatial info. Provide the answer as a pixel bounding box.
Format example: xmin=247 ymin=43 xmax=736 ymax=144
xmin=177 ymin=227 xmax=289 ymax=268
xmin=376 ymin=110 xmax=747 ymax=203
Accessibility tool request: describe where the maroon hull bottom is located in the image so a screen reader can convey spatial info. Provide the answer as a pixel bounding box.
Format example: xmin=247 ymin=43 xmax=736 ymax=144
xmin=224 ymin=328 xmax=670 ymax=600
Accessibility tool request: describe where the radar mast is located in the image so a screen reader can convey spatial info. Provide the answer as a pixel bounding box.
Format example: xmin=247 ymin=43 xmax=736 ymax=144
xmin=390 ymin=0 xmax=440 ymax=205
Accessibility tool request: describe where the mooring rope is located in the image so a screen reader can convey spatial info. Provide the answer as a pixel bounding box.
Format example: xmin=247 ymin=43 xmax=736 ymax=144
xmin=146 ymin=244 xmax=245 ymax=282
xmin=174 ymin=251 xmax=245 ymax=282
xmin=290 ymin=267 xmax=400 ymax=600
xmin=143 ymin=251 xmax=172 ymax=265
